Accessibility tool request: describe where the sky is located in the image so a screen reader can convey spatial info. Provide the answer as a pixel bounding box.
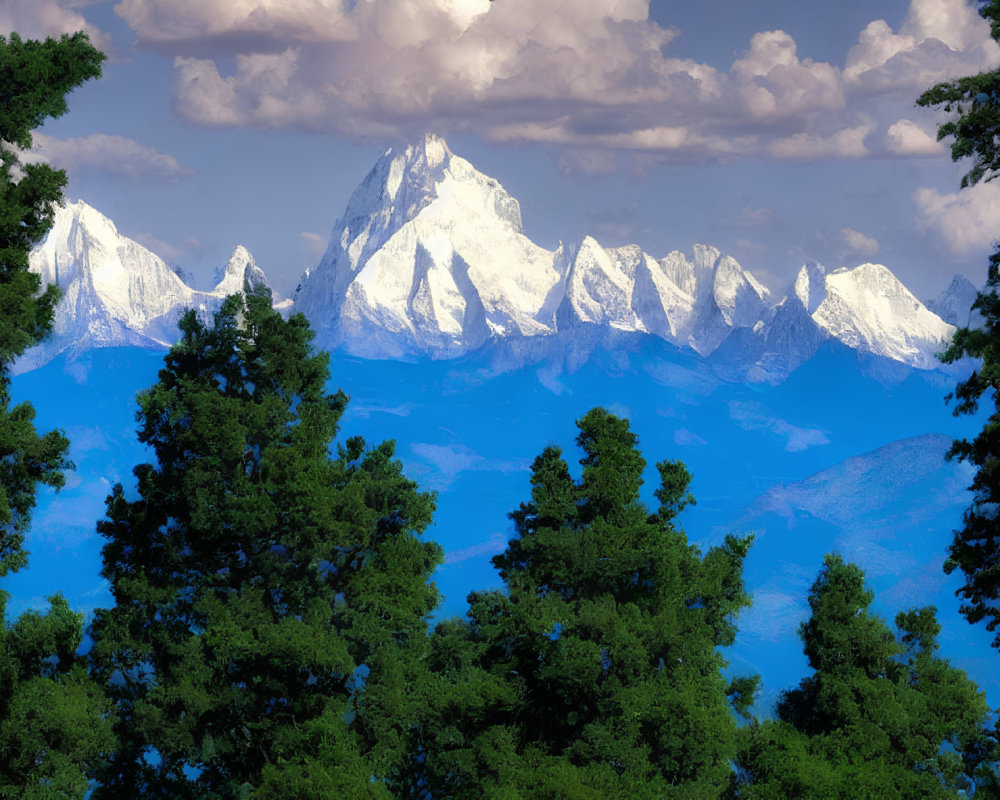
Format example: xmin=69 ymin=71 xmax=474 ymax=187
xmin=3 ymin=0 xmax=1000 ymax=301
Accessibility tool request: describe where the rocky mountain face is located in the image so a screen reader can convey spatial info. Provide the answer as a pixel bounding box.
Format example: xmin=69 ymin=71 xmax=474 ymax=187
xmin=719 ymin=260 xmax=958 ymax=382
xmin=927 ymin=274 xmax=982 ymax=329
xmin=293 ymin=133 xmax=562 ymax=358
xmin=16 ymin=201 xmax=271 ymax=373
xmin=18 ymin=136 xmax=973 ymax=381
xmin=293 ymin=135 xmax=779 ymax=362
xmin=294 ymin=134 xmax=960 ymax=379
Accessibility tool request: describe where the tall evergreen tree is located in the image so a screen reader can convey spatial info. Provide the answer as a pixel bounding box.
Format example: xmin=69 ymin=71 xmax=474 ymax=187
xmin=0 ymin=30 xmax=110 ymax=800
xmin=917 ymin=0 xmax=1000 ymax=647
xmin=0 ymin=29 xmax=103 ymax=576
xmin=735 ymin=555 xmax=999 ymax=798
xmin=414 ymin=409 xmax=755 ymax=798
xmin=88 ymin=288 xmax=443 ymax=798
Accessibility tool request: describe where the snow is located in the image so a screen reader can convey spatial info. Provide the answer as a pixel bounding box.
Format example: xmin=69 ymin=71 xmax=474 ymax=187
xmin=16 ymin=201 xmax=275 ymax=373
xmin=927 ymin=274 xmax=981 ymax=328
xmin=294 ymin=133 xmax=561 ymax=357
xmin=212 ymin=245 xmax=271 ymax=297
xmin=18 ymin=136 xmax=965 ymax=381
xmin=811 ymin=263 xmax=954 ymax=369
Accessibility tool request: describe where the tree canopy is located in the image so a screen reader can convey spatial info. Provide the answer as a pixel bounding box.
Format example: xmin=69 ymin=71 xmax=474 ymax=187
xmin=0 ymin=592 xmax=114 ymax=799
xmin=735 ymin=555 xmax=998 ymax=798
xmin=0 ymin=30 xmax=109 ymax=800
xmin=918 ymin=0 xmax=1000 ymax=647
xmin=88 ymin=288 xmax=443 ymax=798
xmin=0 ymin=31 xmax=105 ymax=368
xmin=0 ymin=29 xmax=103 ymax=577
xmin=411 ymin=408 xmax=755 ymax=798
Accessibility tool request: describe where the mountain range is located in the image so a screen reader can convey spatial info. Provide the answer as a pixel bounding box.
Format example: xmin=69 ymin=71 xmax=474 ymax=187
xmin=18 ymin=134 xmax=971 ymax=381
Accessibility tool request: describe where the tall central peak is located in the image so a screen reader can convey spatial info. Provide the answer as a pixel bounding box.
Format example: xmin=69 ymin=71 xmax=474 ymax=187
xmin=405 ymin=132 xmax=451 ymax=169
xmin=293 ymin=132 xmax=557 ymax=355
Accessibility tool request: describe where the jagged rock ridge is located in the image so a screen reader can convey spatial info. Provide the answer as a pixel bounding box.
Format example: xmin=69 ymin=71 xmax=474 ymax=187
xmin=16 ymin=201 xmax=272 ymax=373
xmin=16 ymin=137 xmax=974 ymax=382
xmin=294 ymin=134 xmax=959 ymax=379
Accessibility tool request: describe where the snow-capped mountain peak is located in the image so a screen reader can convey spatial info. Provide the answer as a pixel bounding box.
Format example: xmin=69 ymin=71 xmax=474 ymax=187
xmin=294 ymin=133 xmax=559 ymax=357
xmin=928 ymin=274 xmax=981 ymax=328
xmin=18 ymin=137 xmax=968 ymax=384
xmin=811 ymin=262 xmax=953 ymax=368
xmin=17 ymin=201 xmax=274 ymax=373
xmin=212 ymin=245 xmax=270 ymax=297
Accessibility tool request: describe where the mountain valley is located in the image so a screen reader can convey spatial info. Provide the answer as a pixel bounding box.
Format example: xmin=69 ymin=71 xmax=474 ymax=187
xmin=8 ymin=134 xmax=991 ymax=713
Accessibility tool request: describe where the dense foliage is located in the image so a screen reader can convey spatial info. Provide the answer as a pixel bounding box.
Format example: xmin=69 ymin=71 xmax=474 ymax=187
xmin=0 ymin=28 xmax=101 ymax=579
xmin=735 ymin=555 xmax=999 ymax=798
xmin=410 ymin=409 xmax=756 ymax=798
xmin=0 ymin=31 xmax=105 ymax=369
xmin=0 ymin=593 xmax=113 ymax=798
xmin=0 ymin=30 xmax=108 ymax=800
xmin=918 ymin=0 xmax=1000 ymax=648
xmin=916 ymin=0 xmax=1000 ymax=189
xmin=88 ymin=288 xmax=443 ymax=798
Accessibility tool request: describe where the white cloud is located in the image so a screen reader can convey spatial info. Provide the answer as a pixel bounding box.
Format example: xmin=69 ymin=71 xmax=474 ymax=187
xmin=841 ymin=228 xmax=880 ymax=257
xmin=886 ymin=118 xmax=946 ymax=155
xmin=769 ymin=122 xmax=873 ymax=160
xmin=0 ymin=0 xmax=111 ymax=50
xmin=28 ymin=132 xmax=192 ymax=179
xmin=732 ymin=30 xmax=845 ymax=118
xmin=845 ymin=0 xmax=1000 ymax=89
xmin=112 ymin=0 xmax=1000 ymax=165
xmin=915 ymin=180 xmax=1000 ymax=253
xmin=115 ymin=0 xmax=357 ymax=46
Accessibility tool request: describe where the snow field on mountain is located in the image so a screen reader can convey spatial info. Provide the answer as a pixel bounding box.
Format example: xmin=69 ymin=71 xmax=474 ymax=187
xmin=22 ymin=134 xmax=965 ymax=382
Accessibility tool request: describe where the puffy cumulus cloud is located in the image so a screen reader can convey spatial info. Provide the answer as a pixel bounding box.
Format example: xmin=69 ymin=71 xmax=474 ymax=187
xmin=172 ymin=50 xmax=329 ymax=129
xmin=164 ymin=0 xmax=684 ymax=137
xmin=0 ymin=0 xmax=111 ymax=51
xmin=116 ymin=0 xmax=1000 ymax=165
xmin=732 ymin=30 xmax=844 ymax=118
xmin=886 ymin=118 xmax=946 ymax=155
xmin=27 ymin=132 xmax=193 ymax=179
xmin=114 ymin=0 xmax=358 ymax=49
xmin=841 ymin=228 xmax=880 ymax=257
xmin=915 ymin=181 xmax=1000 ymax=254
xmin=845 ymin=0 xmax=1000 ymax=89
xmin=769 ymin=122 xmax=873 ymax=160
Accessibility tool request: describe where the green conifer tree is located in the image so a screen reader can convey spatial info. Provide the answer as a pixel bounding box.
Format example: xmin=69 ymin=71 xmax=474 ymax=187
xmin=0 ymin=30 xmax=110 ymax=800
xmin=415 ymin=408 xmax=755 ymax=798
xmin=88 ymin=288 xmax=443 ymax=798
xmin=917 ymin=0 xmax=1000 ymax=648
xmin=0 ymin=28 xmax=103 ymax=575
xmin=735 ymin=555 xmax=999 ymax=798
